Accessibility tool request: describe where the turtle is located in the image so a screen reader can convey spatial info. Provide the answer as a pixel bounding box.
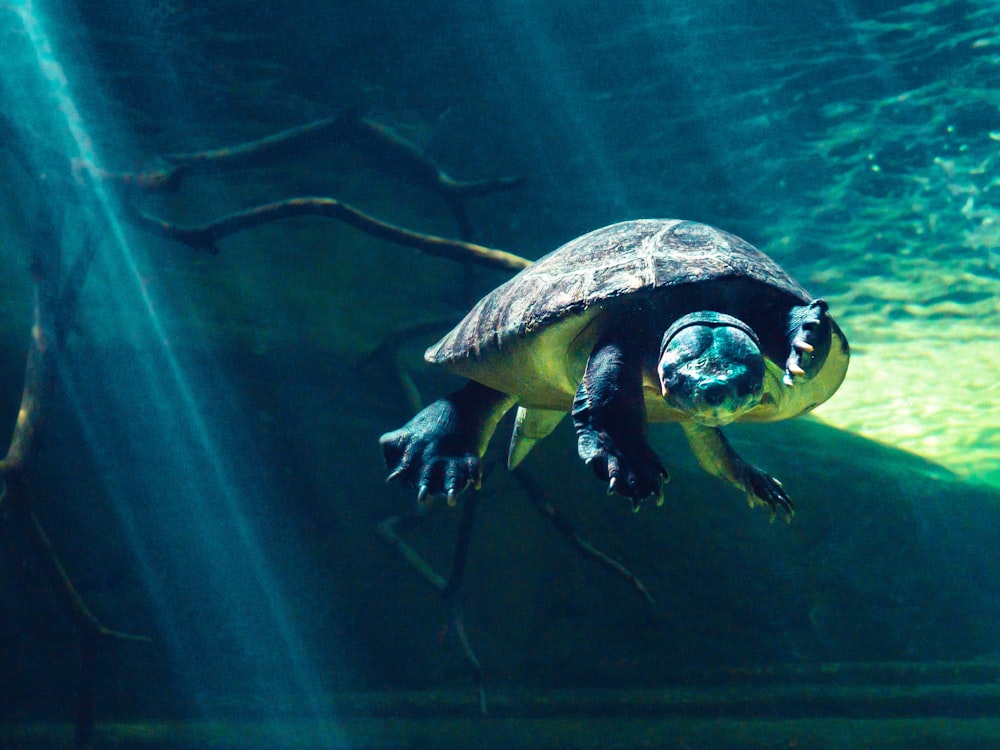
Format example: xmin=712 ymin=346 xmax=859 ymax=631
xmin=380 ymin=219 xmax=849 ymax=515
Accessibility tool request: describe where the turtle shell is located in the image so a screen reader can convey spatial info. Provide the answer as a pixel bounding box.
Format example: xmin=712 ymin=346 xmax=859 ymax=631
xmin=425 ymin=219 xmax=816 ymax=410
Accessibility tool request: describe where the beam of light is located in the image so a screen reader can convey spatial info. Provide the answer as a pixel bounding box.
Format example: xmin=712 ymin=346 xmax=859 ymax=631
xmin=487 ymin=0 xmax=631 ymax=216
xmin=4 ymin=0 xmax=344 ymax=738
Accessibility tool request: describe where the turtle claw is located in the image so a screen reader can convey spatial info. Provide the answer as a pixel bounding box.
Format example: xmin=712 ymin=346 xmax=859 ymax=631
xmin=784 ymin=341 xmax=811 ymax=385
xmin=578 ymin=426 xmax=668 ymax=505
xmin=628 ymin=478 xmax=670 ymax=513
xmin=784 ymin=299 xmax=830 ymax=386
xmin=783 ymin=360 xmax=808 ymax=386
xmin=743 ymin=465 xmax=794 ymax=520
xmin=380 ymin=396 xmax=484 ymax=505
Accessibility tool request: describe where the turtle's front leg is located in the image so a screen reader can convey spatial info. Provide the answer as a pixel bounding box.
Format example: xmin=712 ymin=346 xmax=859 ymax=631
xmin=381 ymin=381 xmax=516 ymax=504
xmin=680 ymin=422 xmax=793 ymax=518
xmin=573 ymin=336 xmax=668 ymax=509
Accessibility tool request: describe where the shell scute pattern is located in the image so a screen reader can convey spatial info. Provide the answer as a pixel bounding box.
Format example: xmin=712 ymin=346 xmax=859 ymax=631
xmin=425 ymin=220 xmax=807 ymax=367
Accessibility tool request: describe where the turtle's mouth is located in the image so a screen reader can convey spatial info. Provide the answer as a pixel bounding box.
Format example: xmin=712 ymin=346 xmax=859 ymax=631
xmin=689 ymin=405 xmax=757 ymax=427
xmin=665 ymin=379 xmax=762 ymax=427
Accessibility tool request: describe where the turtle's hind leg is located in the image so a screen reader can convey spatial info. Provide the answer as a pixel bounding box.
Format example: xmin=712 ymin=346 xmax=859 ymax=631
xmin=380 ymin=381 xmax=516 ymax=504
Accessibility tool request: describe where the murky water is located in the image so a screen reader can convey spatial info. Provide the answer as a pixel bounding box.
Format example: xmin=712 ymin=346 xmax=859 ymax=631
xmin=1 ymin=0 xmax=999 ymax=746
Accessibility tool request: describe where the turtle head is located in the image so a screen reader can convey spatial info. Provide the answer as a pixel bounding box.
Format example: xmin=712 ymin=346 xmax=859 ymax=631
xmin=658 ymin=312 xmax=765 ymax=427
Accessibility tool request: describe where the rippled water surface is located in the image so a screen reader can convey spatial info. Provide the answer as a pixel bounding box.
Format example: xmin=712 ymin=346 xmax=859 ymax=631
xmin=46 ymin=0 xmax=991 ymax=481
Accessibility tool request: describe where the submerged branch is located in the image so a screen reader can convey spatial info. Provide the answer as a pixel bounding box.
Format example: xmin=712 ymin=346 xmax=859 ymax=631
xmin=512 ymin=467 xmax=656 ymax=607
xmin=338 ymin=115 xmax=525 ymax=200
xmin=142 ymin=112 xmax=523 ymax=239
xmin=376 ymin=508 xmax=447 ymax=591
xmin=27 ymin=499 xmax=151 ymax=645
xmin=129 ymin=197 xmax=532 ymax=272
xmin=355 ymin=319 xmax=458 ymax=413
xmin=377 ymin=499 xmax=488 ymax=713
xmin=164 ymin=115 xmax=350 ymax=174
xmin=0 ymin=203 xmax=148 ymax=749
xmin=0 ymin=290 xmax=50 ymax=476
xmin=0 ymin=209 xmax=149 ymax=642
xmin=0 ymin=209 xmax=60 ymax=478
xmin=3 ymin=109 xmax=524 ymax=249
xmin=163 ymin=112 xmax=525 ymax=201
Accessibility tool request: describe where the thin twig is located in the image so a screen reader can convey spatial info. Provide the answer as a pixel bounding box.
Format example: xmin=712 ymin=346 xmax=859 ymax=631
xmin=355 ymin=319 xmax=457 ymax=413
xmin=164 ymin=115 xmax=350 ymax=174
xmin=376 ymin=508 xmax=447 ymax=590
xmin=339 ymin=115 xmax=525 ymax=200
xmin=56 ymin=235 xmax=99 ymax=346
xmin=512 ymin=467 xmax=656 ymax=607
xmin=376 ymin=499 xmax=489 ymax=713
xmin=450 ymin=598 xmax=487 ymax=715
xmin=25 ymin=495 xmax=151 ymax=644
xmin=442 ymin=492 xmax=480 ymax=599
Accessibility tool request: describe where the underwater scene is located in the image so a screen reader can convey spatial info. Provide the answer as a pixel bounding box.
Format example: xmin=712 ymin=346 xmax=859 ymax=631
xmin=1 ymin=0 xmax=999 ymax=748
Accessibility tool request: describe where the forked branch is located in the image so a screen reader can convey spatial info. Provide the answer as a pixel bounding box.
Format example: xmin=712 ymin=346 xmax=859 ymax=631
xmin=127 ymin=197 xmax=531 ymax=271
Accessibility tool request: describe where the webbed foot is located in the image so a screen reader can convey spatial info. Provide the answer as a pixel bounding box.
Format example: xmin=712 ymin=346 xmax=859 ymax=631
xmin=784 ymin=299 xmax=831 ymax=386
xmin=741 ymin=465 xmax=794 ymax=520
xmin=681 ymin=422 xmax=794 ymax=521
xmin=380 ymin=402 xmax=482 ymax=505
xmin=577 ymin=426 xmax=669 ymax=510
xmin=380 ymin=383 xmax=515 ymax=505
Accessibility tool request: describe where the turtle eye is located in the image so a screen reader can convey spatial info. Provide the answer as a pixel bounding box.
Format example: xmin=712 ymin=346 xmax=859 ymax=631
xmin=659 ymin=367 xmax=680 ymax=396
xmin=660 ymin=368 xmax=679 ymax=389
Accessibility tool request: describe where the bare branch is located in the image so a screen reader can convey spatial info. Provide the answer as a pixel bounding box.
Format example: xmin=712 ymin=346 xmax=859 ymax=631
xmin=0 ymin=291 xmax=49 ymax=476
xmin=355 ymin=319 xmax=457 ymax=413
xmin=339 ymin=115 xmax=525 ymax=199
xmin=376 ymin=508 xmax=447 ymax=591
xmin=0 ymin=207 xmax=60 ymax=478
xmin=26 ymin=500 xmax=151 ymax=644
xmin=164 ymin=115 xmax=349 ymax=174
xmin=132 ymin=113 xmax=524 ymax=240
xmin=377 ymin=499 xmax=488 ymax=713
xmin=513 ymin=467 xmax=656 ymax=607
xmin=127 ymin=197 xmax=532 ymax=272
xmin=0 ymin=199 xmax=148 ymax=749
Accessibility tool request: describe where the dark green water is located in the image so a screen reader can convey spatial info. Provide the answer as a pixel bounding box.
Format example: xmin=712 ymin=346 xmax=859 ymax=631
xmin=1 ymin=1 xmax=999 ymax=747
